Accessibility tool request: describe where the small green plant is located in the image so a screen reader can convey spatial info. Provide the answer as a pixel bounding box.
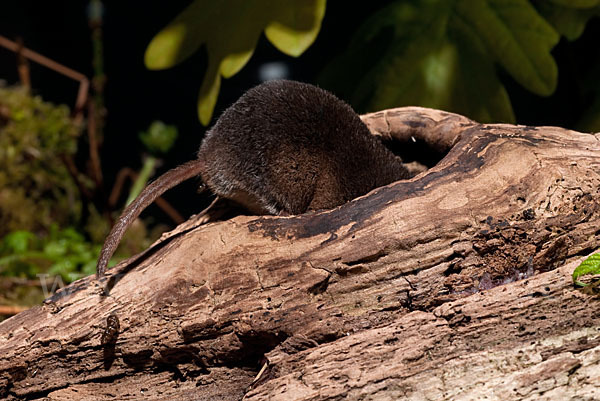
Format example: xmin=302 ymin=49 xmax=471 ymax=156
xmin=0 ymin=100 xmax=179 ymax=285
xmin=0 ymin=225 xmax=101 ymax=283
xmin=572 ymin=253 xmax=600 ymax=287
xmin=127 ymin=121 xmax=179 ymax=204
xmin=0 ymin=86 xmax=111 ymax=284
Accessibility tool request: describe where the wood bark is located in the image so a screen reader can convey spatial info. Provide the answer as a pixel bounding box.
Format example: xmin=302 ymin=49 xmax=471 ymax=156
xmin=1 ymin=107 xmax=600 ymax=400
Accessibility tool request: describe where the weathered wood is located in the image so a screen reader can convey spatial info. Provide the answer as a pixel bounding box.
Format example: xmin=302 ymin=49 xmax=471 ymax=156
xmin=1 ymin=107 xmax=600 ymax=400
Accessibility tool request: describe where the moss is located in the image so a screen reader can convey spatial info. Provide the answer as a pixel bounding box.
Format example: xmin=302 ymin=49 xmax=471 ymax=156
xmin=0 ymin=86 xmax=83 ymax=237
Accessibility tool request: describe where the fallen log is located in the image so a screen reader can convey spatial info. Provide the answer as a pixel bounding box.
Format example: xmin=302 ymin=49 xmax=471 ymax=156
xmin=1 ymin=107 xmax=599 ymax=400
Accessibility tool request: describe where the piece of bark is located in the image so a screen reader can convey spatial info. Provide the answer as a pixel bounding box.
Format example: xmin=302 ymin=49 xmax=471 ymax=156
xmin=1 ymin=107 xmax=599 ymax=400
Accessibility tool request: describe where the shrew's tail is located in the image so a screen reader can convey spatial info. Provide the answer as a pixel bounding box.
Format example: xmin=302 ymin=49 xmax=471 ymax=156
xmin=96 ymin=160 xmax=205 ymax=277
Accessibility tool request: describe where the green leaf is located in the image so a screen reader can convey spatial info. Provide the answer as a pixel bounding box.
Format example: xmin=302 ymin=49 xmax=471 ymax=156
xmin=0 ymin=227 xmax=103 ymax=282
xmin=321 ymin=0 xmax=561 ymax=123
xmin=573 ymin=253 xmax=600 ymax=286
xmin=59 ymin=227 xmax=84 ymax=242
xmin=145 ymin=0 xmax=326 ymax=125
xmin=265 ymin=0 xmax=326 ymax=57
xmin=447 ymin=12 xmax=516 ymax=122
xmin=43 ymin=241 xmax=68 ymax=259
xmin=357 ymin=0 xmax=454 ymax=113
xmin=2 ymin=231 xmax=36 ymax=254
xmin=536 ymin=1 xmax=600 ymax=40
xmin=455 ymin=0 xmax=559 ymax=96
xmin=48 ymin=259 xmax=76 ymax=277
xmin=126 ymin=156 xmax=157 ymax=206
xmin=320 ymin=0 xmax=515 ymax=122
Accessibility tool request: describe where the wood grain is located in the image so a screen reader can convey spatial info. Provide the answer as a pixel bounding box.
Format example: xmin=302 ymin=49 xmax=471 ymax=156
xmin=1 ymin=107 xmax=599 ymax=400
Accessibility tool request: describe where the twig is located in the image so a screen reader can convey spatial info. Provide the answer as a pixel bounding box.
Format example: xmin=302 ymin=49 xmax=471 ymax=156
xmin=87 ymin=100 xmax=104 ymax=187
xmin=15 ymin=37 xmax=30 ymax=90
xmin=0 ymin=305 xmax=29 ymax=316
xmin=60 ymin=154 xmax=94 ymax=200
xmin=0 ymin=277 xmax=42 ymax=287
xmin=0 ymin=35 xmax=89 ymax=121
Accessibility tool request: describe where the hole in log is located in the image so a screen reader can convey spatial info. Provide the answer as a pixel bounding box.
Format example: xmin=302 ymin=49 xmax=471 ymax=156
xmin=383 ymin=135 xmax=447 ymax=170
xmin=235 ymin=331 xmax=289 ymax=367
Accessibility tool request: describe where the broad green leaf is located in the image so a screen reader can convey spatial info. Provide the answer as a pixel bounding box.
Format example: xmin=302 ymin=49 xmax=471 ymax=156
xmin=321 ymin=0 xmax=455 ymax=112
xmin=321 ymin=0 xmax=560 ymax=123
xmin=573 ymin=253 xmax=600 ymax=286
xmin=446 ymin=12 xmax=515 ymax=122
xmin=144 ymin=23 xmax=192 ymax=71
xmin=456 ymin=0 xmax=559 ymax=96
xmin=265 ymin=0 xmax=326 ymax=57
xmin=360 ymin=0 xmax=453 ymax=113
xmin=320 ymin=0 xmax=514 ymax=122
xmin=536 ymin=2 xmax=600 ymax=40
xmin=198 ymin=61 xmax=222 ymax=126
xmin=317 ymin=3 xmax=399 ymax=107
xmin=145 ymin=0 xmax=326 ymax=125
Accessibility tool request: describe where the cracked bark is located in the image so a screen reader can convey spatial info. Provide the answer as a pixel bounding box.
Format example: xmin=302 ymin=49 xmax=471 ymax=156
xmin=1 ymin=107 xmax=600 ymax=400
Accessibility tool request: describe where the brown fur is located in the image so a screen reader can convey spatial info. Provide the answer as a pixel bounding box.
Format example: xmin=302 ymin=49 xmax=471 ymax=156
xmin=96 ymin=80 xmax=408 ymax=277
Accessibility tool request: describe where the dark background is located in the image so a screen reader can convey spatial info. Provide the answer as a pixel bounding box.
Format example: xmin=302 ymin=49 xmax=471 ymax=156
xmin=1 ymin=1 xmax=599 ymax=219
